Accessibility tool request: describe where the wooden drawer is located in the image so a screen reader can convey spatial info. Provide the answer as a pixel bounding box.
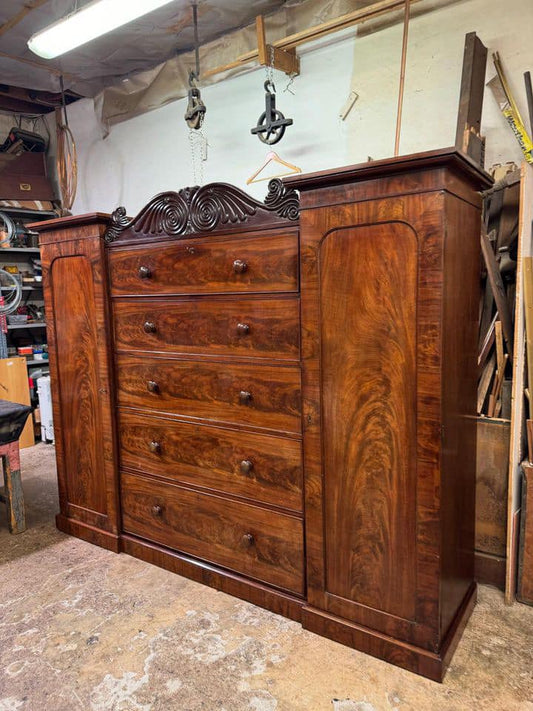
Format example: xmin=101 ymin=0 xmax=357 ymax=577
xmin=121 ymin=471 xmax=304 ymax=595
xmin=113 ymin=296 xmax=300 ymax=361
xmin=115 ymin=354 xmax=302 ymax=434
xmin=108 ymin=232 xmax=298 ymax=296
xmin=118 ymin=411 xmax=303 ymax=512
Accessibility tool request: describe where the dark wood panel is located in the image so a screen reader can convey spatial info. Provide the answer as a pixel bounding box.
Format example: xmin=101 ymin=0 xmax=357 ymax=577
xmin=475 ymin=551 xmax=506 ymax=590
xmin=39 ymin=222 xmax=120 ymax=539
xmin=298 ymin=169 xmax=484 ymax=662
xmin=50 ymin=255 xmax=107 ymax=515
xmin=115 ymin=354 xmax=302 ymax=434
xmin=518 ymin=462 xmax=533 ymax=604
xmin=108 ymin=232 xmax=298 ymax=296
xmin=476 ymin=418 xmax=509 ymax=558
xmin=320 ymin=223 xmax=418 ymax=621
xmin=121 ymin=471 xmax=304 ymax=595
xmin=440 ymin=194 xmax=480 ymax=638
xmin=0 ymin=174 xmax=54 ymax=201
xmin=118 ymin=411 xmax=303 ymax=511
xmin=113 ymin=296 xmax=300 ymax=360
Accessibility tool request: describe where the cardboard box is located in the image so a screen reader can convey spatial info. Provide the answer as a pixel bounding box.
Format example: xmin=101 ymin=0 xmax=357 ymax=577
xmin=0 ymin=357 xmax=34 ymax=448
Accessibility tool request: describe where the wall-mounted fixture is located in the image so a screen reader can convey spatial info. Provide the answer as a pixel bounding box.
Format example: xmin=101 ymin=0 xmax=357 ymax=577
xmin=28 ymin=0 xmax=175 ymax=59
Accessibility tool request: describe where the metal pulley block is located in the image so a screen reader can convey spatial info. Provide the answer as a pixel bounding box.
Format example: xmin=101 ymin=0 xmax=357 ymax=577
xmin=185 ymin=72 xmax=206 ymax=130
xmin=251 ymin=81 xmax=293 ymax=145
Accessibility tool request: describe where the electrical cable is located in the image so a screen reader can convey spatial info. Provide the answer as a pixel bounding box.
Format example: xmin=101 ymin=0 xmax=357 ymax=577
xmin=0 ymin=211 xmax=15 ymax=247
xmin=0 ymin=268 xmax=22 ymax=315
xmin=56 ymin=74 xmax=78 ymax=210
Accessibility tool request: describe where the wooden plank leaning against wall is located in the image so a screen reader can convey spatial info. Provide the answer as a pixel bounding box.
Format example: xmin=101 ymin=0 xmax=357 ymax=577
xmin=507 ymin=163 xmax=533 ymax=601
xmin=515 ymin=164 xmax=533 ymax=603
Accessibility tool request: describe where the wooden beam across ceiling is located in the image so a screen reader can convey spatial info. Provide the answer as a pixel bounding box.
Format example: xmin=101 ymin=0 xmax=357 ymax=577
xmin=255 ymin=15 xmax=300 ymax=77
xmin=0 ymin=48 xmax=75 ymax=80
xmin=0 ymin=0 xmax=50 ymax=37
xmin=0 ymin=83 xmax=79 ymax=114
xmin=203 ymin=0 xmax=424 ymax=80
xmin=0 ymin=1 xmax=77 ymax=84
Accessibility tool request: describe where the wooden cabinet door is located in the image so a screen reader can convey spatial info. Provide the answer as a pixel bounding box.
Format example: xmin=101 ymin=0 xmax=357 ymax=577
xmin=300 ymin=194 xmax=445 ymax=652
xmin=321 ymin=222 xmax=418 ymax=619
xmin=41 ymin=226 xmax=119 ymax=549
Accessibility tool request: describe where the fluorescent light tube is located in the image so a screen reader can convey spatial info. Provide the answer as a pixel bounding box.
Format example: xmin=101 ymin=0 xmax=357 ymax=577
xmin=28 ymin=0 xmax=176 ymax=59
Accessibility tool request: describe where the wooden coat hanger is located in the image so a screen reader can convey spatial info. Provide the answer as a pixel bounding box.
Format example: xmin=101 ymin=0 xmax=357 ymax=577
xmin=246 ymin=151 xmax=301 ymax=184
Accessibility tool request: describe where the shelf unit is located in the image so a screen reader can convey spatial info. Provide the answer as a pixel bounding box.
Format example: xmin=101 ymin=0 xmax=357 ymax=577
xmin=7 ymin=322 xmax=46 ymax=330
xmin=1 ymin=247 xmax=41 ymax=254
xmin=1 ymin=205 xmax=55 ymax=441
xmin=1 ymin=205 xmax=52 ymax=360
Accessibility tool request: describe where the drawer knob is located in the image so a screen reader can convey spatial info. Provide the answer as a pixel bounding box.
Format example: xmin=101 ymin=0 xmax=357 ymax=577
xmin=239 ymin=390 xmax=252 ymax=405
xmin=147 ymin=380 xmax=160 ymax=393
xmin=240 ymin=459 xmax=254 ymax=476
xmin=151 ymin=504 xmax=163 ymax=517
xmin=236 ymin=322 xmax=250 ymax=336
xmin=149 ymin=440 xmax=161 ymax=454
xmin=144 ymin=321 xmax=157 ymax=334
xmin=233 ymin=259 xmax=248 ymax=274
xmin=138 ymin=265 xmax=152 ymax=279
xmin=242 ymin=533 xmax=255 ymax=548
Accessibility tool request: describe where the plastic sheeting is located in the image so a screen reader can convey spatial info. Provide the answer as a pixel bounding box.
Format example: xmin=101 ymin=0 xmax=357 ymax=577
xmin=93 ymin=0 xmax=357 ymax=130
xmin=0 ymin=0 xmax=287 ymax=96
xmin=1 ymin=0 xmax=360 ymax=129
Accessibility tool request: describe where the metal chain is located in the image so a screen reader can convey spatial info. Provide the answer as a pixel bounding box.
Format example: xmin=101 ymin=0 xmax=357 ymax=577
xmin=188 ymin=127 xmax=207 ymax=185
xmin=188 ymin=128 xmax=200 ymax=185
xmin=265 ymin=45 xmax=275 ymax=85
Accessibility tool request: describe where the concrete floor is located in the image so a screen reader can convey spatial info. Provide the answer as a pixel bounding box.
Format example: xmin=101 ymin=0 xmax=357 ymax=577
xmin=0 ymin=444 xmax=532 ymax=711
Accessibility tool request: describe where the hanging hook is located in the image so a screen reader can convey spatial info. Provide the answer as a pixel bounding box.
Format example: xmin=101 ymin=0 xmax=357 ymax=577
xmin=188 ymin=70 xmax=198 ymax=88
xmin=184 ymin=2 xmax=206 ymax=130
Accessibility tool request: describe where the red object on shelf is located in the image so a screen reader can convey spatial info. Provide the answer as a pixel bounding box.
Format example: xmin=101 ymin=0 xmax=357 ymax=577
xmin=0 ymin=296 xmax=6 ymax=334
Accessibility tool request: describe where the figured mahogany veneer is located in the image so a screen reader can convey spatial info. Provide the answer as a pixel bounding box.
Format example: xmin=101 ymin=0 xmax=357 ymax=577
xmin=33 ymin=153 xmax=492 ymax=682
xmin=121 ymin=470 xmax=304 ymax=596
xmin=108 ymin=232 xmax=299 ymax=296
xmin=118 ymin=411 xmax=303 ymax=512
xmin=113 ymin=295 xmax=300 ymax=361
xmin=115 ymin=354 xmax=302 ymax=434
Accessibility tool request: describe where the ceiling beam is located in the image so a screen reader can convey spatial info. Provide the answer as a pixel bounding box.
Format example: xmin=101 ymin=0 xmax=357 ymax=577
xmin=0 ymin=94 xmax=48 ymax=113
xmin=0 ymin=0 xmax=50 ymax=38
xmin=203 ymin=0 xmax=424 ymax=80
xmin=0 ymin=49 xmax=75 ymax=79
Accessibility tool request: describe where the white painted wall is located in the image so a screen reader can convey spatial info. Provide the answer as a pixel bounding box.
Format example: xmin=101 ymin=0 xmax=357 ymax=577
xmin=66 ymin=0 xmax=533 ymax=216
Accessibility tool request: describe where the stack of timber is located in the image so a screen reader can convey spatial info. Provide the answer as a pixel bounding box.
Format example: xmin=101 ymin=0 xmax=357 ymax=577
xmin=476 ymin=161 xmax=519 ymax=589
xmin=478 ymin=162 xmax=519 ymax=419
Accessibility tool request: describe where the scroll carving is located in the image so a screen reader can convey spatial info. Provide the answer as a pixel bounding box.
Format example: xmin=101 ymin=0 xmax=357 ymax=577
xmin=104 ymin=179 xmax=299 ymax=242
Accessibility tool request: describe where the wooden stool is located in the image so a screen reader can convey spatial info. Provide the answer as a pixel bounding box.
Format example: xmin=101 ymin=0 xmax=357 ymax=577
xmin=0 ymin=399 xmax=32 ymax=534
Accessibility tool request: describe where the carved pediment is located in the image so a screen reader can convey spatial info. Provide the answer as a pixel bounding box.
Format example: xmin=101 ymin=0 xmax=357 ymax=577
xmin=104 ymin=179 xmax=299 ymax=243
